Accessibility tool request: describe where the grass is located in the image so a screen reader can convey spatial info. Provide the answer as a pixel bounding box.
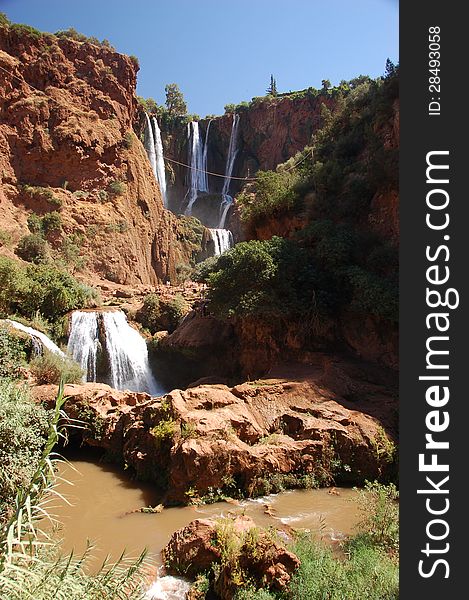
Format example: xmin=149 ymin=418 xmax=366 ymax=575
xmin=0 ymin=381 xmax=151 ymax=599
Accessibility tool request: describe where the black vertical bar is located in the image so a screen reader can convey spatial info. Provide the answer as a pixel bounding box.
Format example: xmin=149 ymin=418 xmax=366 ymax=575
xmin=400 ymin=2 xmax=466 ymax=598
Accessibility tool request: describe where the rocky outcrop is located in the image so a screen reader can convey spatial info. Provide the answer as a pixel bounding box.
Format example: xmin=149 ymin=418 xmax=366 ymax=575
xmin=33 ymin=358 xmax=397 ymax=504
xmin=0 ymin=24 xmax=192 ymax=284
xmin=163 ymin=516 xmax=300 ymax=599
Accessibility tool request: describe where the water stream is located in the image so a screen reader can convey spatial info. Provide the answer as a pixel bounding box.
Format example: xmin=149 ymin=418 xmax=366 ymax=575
xmin=54 ymin=456 xmax=360 ymax=596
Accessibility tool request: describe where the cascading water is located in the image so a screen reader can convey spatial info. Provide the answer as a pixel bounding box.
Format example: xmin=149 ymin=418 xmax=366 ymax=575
xmin=4 ymin=319 xmax=65 ymax=357
xmin=218 ymin=113 xmax=240 ymax=229
xmin=201 ymin=119 xmax=212 ymax=192
xmin=67 ymin=312 xmax=99 ymax=382
xmin=145 ymin=570 xmax=191 ymax=600
xmin=144 ymin=113 xmax=157 ymax=177
xmin=209 ymin=228 xmax=233 ymax=255
xmin=185 ymin=121 xmax=208 ymax=215
xmin=67 ymin=310 xmax=163 ymax=396
xmin=151 ymin=117 xmax=167 ymax=206
xmin=144 ymin=114 xmax=167 ymax=207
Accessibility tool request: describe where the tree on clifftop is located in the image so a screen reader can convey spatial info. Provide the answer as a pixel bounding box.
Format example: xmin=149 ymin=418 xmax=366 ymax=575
xmin=165 ymin=83 xmax=188 ymax=117
xmin=267 ymin=74 xmax=278 ymax=96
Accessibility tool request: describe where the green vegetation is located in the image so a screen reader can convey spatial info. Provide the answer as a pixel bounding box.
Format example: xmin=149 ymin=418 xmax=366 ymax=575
xmin=122 ymin=131 xmax=134 ymax=148
xmin=0 ymin=380 xmax=50 ymax=524
xmin=21 ymin=184 xmax=62 ymax=209
xmin=151 ymin=418 xmax=176 ymax=444
xmin=29 ymin=350 xmax=84 ymax=385
xmin=231 ymin=482 xmax=398 ymax=599
xmin=137 ymin=293 xmax=189 ymax=334
xmin=108 ymin=179 xmax=126 ymax=196
xmin=54 ymin=26 xmax=116 ymax=50
xmin=0 ymin=383 xmax=150 ymax=599
xmin=0 ymin=256 xmax=97 ymax=323
xmin=164 ymin=82 xmax=188 ymax=117
xmin=209 ymin=68 xmax=399 ymax=331
xmin=266 ymin=74 xmax=278 ymax=96
xmin=0 ymin=326 xmax=32 ymax=378
xmin=15 ymin=233 xmax=49 ymax=263
xmin=0 ymin=230 xmax=12 ymax=247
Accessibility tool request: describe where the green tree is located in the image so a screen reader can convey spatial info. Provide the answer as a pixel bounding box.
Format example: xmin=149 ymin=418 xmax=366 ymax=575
xmin=321 ymin=79 xmax=331 ymax=90
xmin=266 ymin=74 xmax=277 ymax=96
xmin=164 ymin=83 xmax=188 ymax=116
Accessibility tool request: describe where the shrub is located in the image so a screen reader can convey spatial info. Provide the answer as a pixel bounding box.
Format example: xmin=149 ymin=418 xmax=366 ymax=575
xmin=192 ymin=255 xmax=219 ymax=283
xmin=129 ymin=55 xmax=139 ymax=69
xmin=98 ymin=189 xmax=109 ymax=202
xmin=355 ymin=481 xmax=399 ymax=553
xmin=0 ymin=257 xmax=98 ymax=321
xmin=0 ymin=380 xmax=50 ymax=523
xmin=0 ymin=230 xmax=12 ymax=247
xmin=137 ymin=293 xmax=188 ymax=334
xmin=29 ymin=351 xmax=84 ymax=385
xmin=123 ymin=131 xmax=134 ymax=148
xmin=109 ymin=180 xmax=126 ymax=195
xmin=151 ymin=418 xmax=176 ymax=444
xmin=15 ymin=234 xmax=49 ymax=263
xmin=206 ymin=237 xmax=323 ymax=320
xmin=138 ymin=293 xmax=160 ymax=333
xmin=159 ymin=295 xmax=189 ymax=332
xmin=0 ymin=326 xmax=30 ymax=378
xmin=41 ymin=211 xmax=62 ymax=235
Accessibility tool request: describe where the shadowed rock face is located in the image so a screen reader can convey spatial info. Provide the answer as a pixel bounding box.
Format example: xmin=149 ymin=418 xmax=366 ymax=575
xmin=0 ymin=27 xmax=192 ymax=284
xmin=34 ymin=356 xmax=397 ymax=504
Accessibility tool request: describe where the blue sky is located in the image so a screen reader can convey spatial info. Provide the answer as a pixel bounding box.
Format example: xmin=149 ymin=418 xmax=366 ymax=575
xmin=0 ymin=0 xmax=399 ymax=116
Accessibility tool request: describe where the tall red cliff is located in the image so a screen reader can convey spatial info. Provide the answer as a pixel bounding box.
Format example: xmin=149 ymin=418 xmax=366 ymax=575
xmin=0 ymin=25 xmax=188 ymax=285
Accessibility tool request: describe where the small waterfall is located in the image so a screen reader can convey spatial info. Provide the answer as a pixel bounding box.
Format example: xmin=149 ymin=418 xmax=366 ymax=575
xmin=146 ymin=568 xmax=191 ymax=600
xmin=209 ymin=228 xmax=233 ymax=255
xmin=185 ymin=121 xmax=208 ymax=215
xmin=151 ymin=117 xmax=167 ymax=206
xmin=67 ymin=312 xmax=99 ymax=382
xmin=67 ymin=310 xmax=162 ymax=396
xmin=219 ymin=113 xmax=240 ymax=228
xmin=144 ymin=114 xmax=157 ymax=177
xmin=4 ymin=319 xmax=65 ymax=357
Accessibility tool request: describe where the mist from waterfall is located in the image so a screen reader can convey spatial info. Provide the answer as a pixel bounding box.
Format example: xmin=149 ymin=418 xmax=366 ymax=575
xmin=209 ymin=228 xmax=233 ymax=255
xmin=151 ymin=117 xmax=167 ymax=206
xmin=67 ymin=310 xmax=163 ymax=396
xmin=185 ymin=121 xmax=208 ymax=215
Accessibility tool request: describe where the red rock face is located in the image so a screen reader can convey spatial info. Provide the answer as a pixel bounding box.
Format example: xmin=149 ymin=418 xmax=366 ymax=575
xmin=0 ymin=26 xmax=187 ymax=284
xmin=33 ymin=363 xmax=397 ymax=504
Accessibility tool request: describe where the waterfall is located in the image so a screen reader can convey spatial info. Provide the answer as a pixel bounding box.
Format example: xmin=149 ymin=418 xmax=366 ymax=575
xmin=222 ymin=113 xmax=240 ymax=196
xmin=146 ymin=572 xmax=191 ymax=600
xmin=209 ymin=228 xmax=233 ymax=255
xmin=185 ymin=121 xmax=208 ymax=215
xmin=67 ymin=312 xmax=99 ymax=382
xmin=219 ymin=113 xmax=240 ymax=227
xmin=201 ymin=119 xmax=212 ymax=193
xmin=67 ymin=310 xmax=163 ymax=396
xmin=144 ymin=114 xmax=157 ymax=177
xmin=151 ymin=117 xmax=167 ymax=206
xmin=4 ymin=319 xmax=65 ymax=357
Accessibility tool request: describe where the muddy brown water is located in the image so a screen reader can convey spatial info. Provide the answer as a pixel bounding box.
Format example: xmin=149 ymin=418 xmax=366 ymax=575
xmin=53 ymin=455 xmax=361 ymax=570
